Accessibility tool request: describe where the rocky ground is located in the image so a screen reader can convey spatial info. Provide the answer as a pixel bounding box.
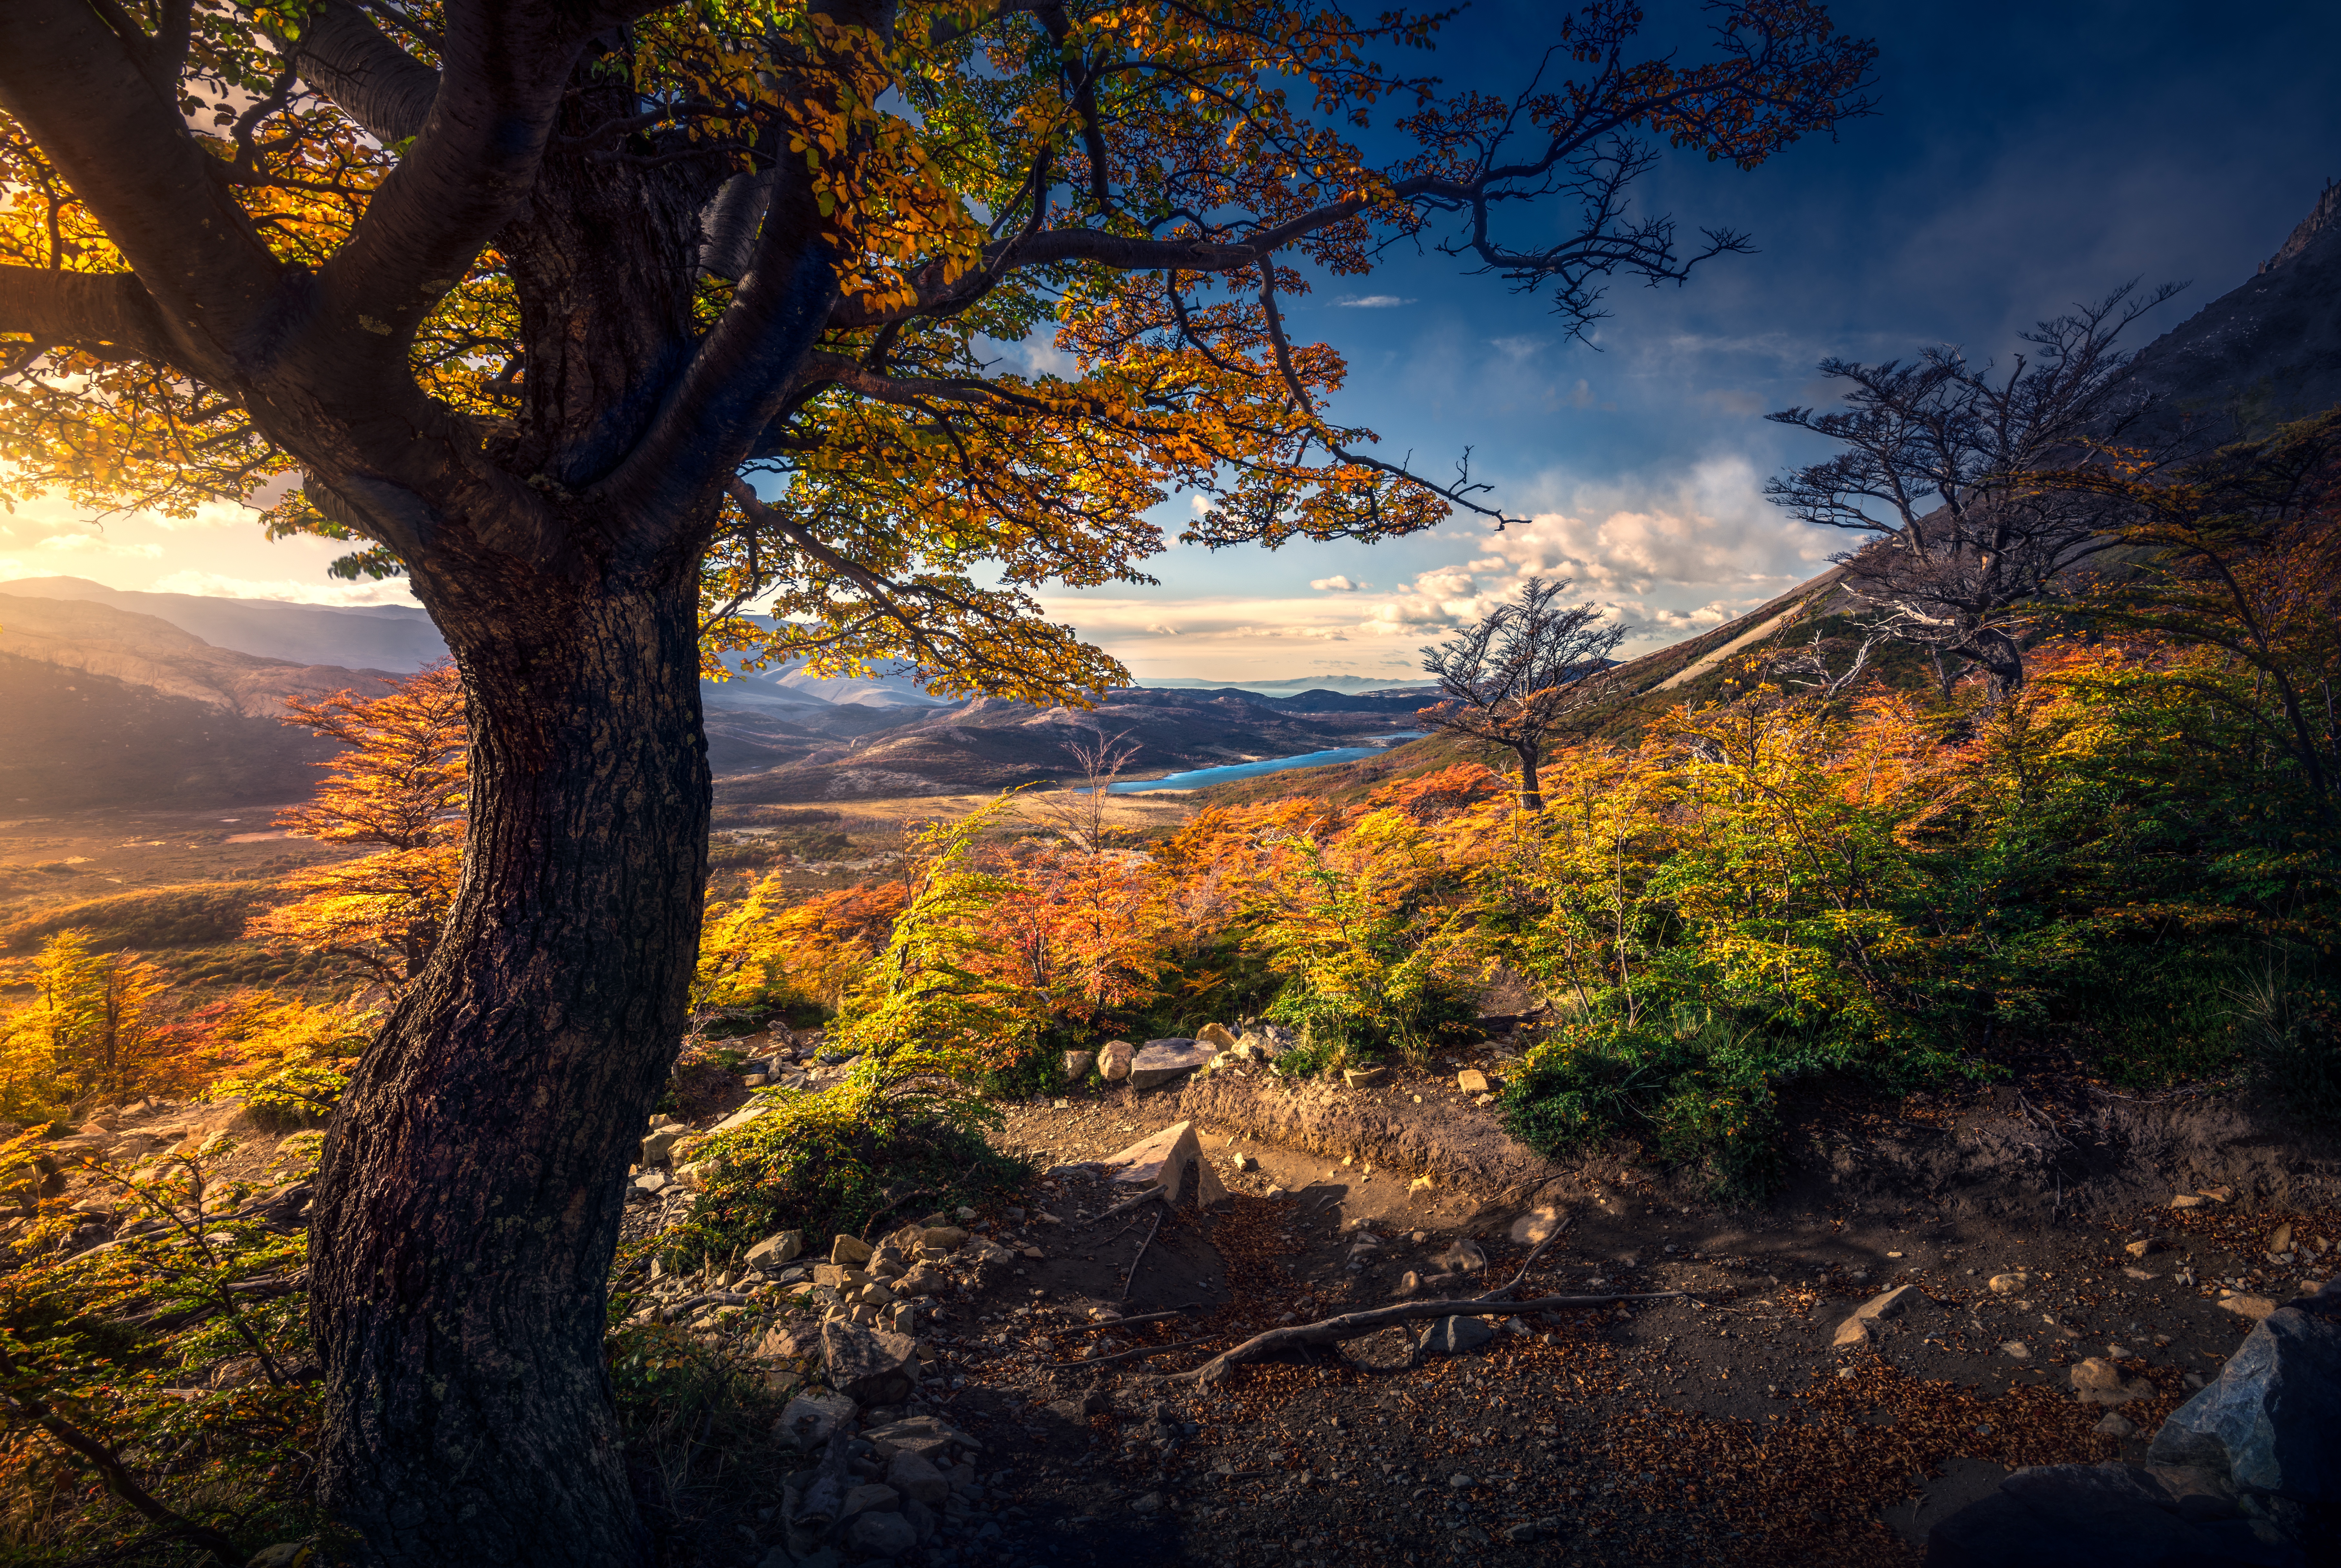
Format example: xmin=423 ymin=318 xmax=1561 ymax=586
xmin=614 ymin=1036 xmax=2338 ymax=1568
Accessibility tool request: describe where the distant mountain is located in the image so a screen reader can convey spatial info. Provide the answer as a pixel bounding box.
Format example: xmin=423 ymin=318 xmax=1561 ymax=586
xmin=0 ymin=594 xmax=398 ymax=809
xmin=2109 ymin=179 xmax=2341 ymax=445
xmin=0 ymin=576 xmax=446 ymax=670
xmin=1144 ymin=675 xmax=1430 ymax=694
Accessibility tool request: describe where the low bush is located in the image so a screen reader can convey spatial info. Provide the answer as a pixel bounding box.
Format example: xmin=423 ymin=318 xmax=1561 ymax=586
xmin=0 ymin=883 xmax=280 ymax=956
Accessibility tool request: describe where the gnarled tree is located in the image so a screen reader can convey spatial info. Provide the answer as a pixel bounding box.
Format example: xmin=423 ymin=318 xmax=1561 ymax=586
xmin=1419 ymin=576 xmax=1627 ymax=810
xmin=0 ymin=0 xmax=1872 ymax=1557
xmin=1765 ymin=281 xmax=2180 ymax=696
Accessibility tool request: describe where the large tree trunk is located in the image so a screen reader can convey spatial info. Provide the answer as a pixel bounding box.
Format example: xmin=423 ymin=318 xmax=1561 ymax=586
xmin=308 ymin=554 xmax=710 ymax=1565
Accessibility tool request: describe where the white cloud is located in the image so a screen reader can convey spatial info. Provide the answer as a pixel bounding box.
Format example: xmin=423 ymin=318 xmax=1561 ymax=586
xmin=1309 ymin=575 xmax=1368 ymax=592
xmin=1334 ymin=294 xmax=1414 ymax=308
xmin=28 ymin=532 xmax=163 ymax=559
xmin=1489 ymin=335 xmax=1546 ymax=361
xmin=149 ymin=570 xmax=419 ymax=606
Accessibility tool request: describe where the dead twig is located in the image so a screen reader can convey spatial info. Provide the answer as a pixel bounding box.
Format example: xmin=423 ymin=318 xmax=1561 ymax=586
xmin=1044 ymin=1334 xmax=1225 ymax=1370
xmin=1486 ymin=1218 xmax=1568 ymax=1295
xmin=1068 ymin=1303 xmax=1202 ymax=1335
xmin=1151 ymin=1290 xmax=1688 ymax=1386
xmin=1120 ymin=1208 xmax=1163 ymax=1302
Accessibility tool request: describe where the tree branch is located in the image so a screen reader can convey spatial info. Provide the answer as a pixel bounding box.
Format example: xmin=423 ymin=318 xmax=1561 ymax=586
xmin=284 ymin=0 xmax=442 ymax=144
xmin=0 ymin=0 xmax=283 ymax=362
xmin=0 ymin=266 xmax=180 ymax=367
xmin=601 ymin=159 xmax=840 ymax=523
xmin=312 ymin=1 xmax=587 ymax=373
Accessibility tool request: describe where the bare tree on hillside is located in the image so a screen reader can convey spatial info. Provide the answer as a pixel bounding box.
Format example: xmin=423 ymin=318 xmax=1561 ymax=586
xmin=1766 ymin=280 xmax=2183 ymax=696
xmin=1034 ymin=730 xmax=1140 ymax=853
xmin=1418 ymin=578 xmax=1627 ymax=812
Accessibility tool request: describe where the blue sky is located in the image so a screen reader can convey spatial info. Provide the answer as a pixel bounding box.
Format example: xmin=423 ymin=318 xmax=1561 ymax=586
xmin=5 ymin=0 xmax=2336 ymax=685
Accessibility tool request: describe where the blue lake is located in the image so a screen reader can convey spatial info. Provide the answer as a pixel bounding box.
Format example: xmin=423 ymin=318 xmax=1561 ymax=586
xmin=1108 ymin=733 xmax=1426 ymax=793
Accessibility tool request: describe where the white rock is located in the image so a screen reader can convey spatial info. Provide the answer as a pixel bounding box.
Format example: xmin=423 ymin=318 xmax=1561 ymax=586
xmin=1128 ymin=1038 xmax=1214 ymax=1090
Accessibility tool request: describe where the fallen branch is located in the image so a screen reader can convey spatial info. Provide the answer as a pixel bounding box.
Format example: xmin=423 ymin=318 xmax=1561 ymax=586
xmin=1150 ymin=1290 xmax=1687 ymax=1385
xmin=1045 ymin=1334 xmax=1225 ymax=1370
xmin=1120 ymin=1208 xmax=1163 ymax=1302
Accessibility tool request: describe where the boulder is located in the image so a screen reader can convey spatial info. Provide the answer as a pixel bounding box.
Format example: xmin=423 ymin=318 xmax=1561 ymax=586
xmin=1424 ymin=1316 xmax=1496 ymax=1356
xmin=864 ymin=1413 xmax=980 ymax=1461
xmin=1098 ymin=1120 xmax=1229 ymax=1209
xmin=1832 ymin=1283 xmax=1923 ymax=1349
xmin=886 ymin=1449 xmax=951 ymax=1506
xmin=1456 ymin=1068 xmax=1491 ymax=1094
xmin=774 ymin=1392 xmax=856 ymax=1451
xmin=830 ymin=1233 xmax=875 ymax=1267
xmin=1128 ymin=1037 xmax=1214 ymax=1090
xmin=1099 ymin=1040 xmax=1136 ymax=1081
xmin=745 ymin=1230 xmax=804 ymax=1270
xmin=754 ymin=1322 xmax=824 ymax=1363
xmin=1062 ymin=1049 xmax=1096 ymax=1081
xmin=1343 ymin=1066 xmax=1386 ymax=1088
xmin=640 ymin=1127 xmax=683 ymax=1165
xmin=821 ymin=1319 xmax=919 ymax=1405
xmin=1196 ymin=1022 xmax=1238 ymax=1051
xmin=2147 ymin=1280 xmax=2341 ymax=1508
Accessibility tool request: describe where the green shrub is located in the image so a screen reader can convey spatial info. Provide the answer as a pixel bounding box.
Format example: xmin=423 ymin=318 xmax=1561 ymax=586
xmin=2237 ymin=969 xmax=2339 ymax=1128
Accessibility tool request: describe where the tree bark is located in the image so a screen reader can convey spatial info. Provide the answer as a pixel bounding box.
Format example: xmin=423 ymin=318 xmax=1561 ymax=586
xmin=308 ymin=546 xmax=711 ymax=1566
xmin=1967 ymin=626 xmax=2026 ymax=700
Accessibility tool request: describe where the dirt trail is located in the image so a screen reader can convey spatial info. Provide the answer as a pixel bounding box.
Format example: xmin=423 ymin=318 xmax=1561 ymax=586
xmin=917 ymin=1076 xmax=2339 ymax=1568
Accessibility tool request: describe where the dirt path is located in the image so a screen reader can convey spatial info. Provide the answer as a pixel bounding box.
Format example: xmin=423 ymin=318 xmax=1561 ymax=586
xmin=910 ymin=1078 xmax=2339 ymax=1568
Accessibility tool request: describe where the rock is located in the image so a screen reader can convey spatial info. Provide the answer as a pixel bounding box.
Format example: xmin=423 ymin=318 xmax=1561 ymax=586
xmin=756 ymin=1323 xmax=824 ymax=1363
xmin=747 ymin=1230 xmax=805 ymax=1270
xmin=919 ymin=1225 xmax=969 ymax=1251
xmin=2001 ymin=1340 xmax=2032 ymax=1361
xmin=640 ymin=1127 xmax=683 ymax=1165
xmin=901 ymin=1495 xmax=937 ymax=1543
xmin=2094 ymin=1412 xmax=2138 ymax=1438
xmin=1128 ymin=1038 xmax=1214 ymax=1090
xmin=831 ymin=1234 xmax=875 ymax=1267
xmin=244 ymin=1546 xmax=313 ymax=1568
xmin=864 ymin=1414 xmax=981 ymax=1461
xmin=841 ymin=1482 xmax=899 ymax=1519
xmin=1228 ymin=1151 xmax=1257 ymax=1172
xmin=821 ymin=1320 xmax=918 ymax=1405
xmin=885 ymin=1450 xmax=950 ymax=1506
xmin=1504 ymin=1523 xmax=1542 ymax=1544
xmin=2200 ymin=1185 xmax=2236 ymax=1203
xmin=1433 ymin=1239 xmax=1486 ymax=1275
xmin=2148 ymin=1280 xmax=2341 ymax=1509
xmin=1925 ymin=1464 xmax=2283 ymax=1568
xmin=1832 ymin=1283 xmax=1922 ymax=1348
xmin=843 ymin=1508 xmax=918 ymax=1559
xmin=1343 ymin=1066 xmax=1387 ymax=1088
xmin=2217 ymin=1293 xmax=2277 ymax=1322
xmin=2267 ymin=1222 xmax=2293 ymax=1255
xmin=2069 ymin=1357 xmax=2154 ymax=1405
xmin=1507 ymin=1208 xmax=1560 ymax=1246
xmin=898 ymin=1262 xmax=951 ymax=1297
xmin=775 ymin=1392 xmax=857 ymax=1450
xmin=2169 ymin=1193 xmax=2207 ymax=1209
xmin=1197 ymin=1022 xmax=1238 ymax=1051
xmin=1131 ymin=1491 xmax=1165 ymax=1514
xmin=1099 ymin=1120 xmax=1230 ymax=1209
xmin=1987 ymin=1272 xmax=2029 ymax=1295
xmin=1099 ymin=1040 xmax=1136 ymax=1081
xmin=1424 ymin=1316 xmax=1496 ymax=1355
xmin=1456 ymin=1068 xmax=1490 ymax=1094
xmin=1063 ymin=1049 xmax=1096 ymax=1081
xmin=1409 ymin=1174 xmax=1434 ymax=1193
xmin=2125 ymin=1238 xmax=2160 ymax=1259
